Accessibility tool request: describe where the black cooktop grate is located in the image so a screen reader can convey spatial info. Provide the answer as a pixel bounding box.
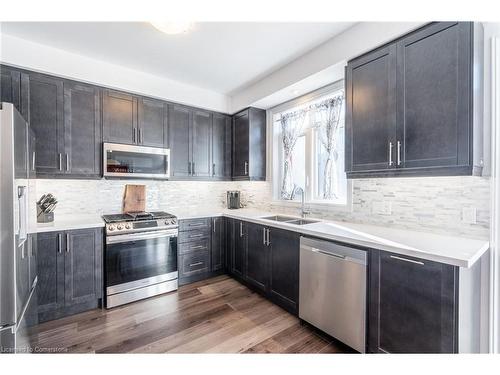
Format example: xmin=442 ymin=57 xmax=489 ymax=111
xmin=102 ymin=211 xmax=175 ymax=223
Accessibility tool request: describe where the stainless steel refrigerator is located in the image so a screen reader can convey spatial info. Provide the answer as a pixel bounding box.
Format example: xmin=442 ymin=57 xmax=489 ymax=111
xmin=0 ymin=102 xmax=38 ymax=353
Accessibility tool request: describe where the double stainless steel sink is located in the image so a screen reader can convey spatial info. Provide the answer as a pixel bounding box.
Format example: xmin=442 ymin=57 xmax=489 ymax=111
xmin=261 ymin=215 xmax=319 ymax=226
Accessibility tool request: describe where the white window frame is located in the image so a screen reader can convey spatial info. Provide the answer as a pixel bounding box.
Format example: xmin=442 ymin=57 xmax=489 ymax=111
xmin=267 ymin=81 xmax=353 ymax=212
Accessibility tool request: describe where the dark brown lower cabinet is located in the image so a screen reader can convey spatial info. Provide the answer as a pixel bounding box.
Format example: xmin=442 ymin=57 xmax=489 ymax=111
xmin=368 ymin=250 xmax=458 ymax=353
xmin=37 ymin=228 xmax=103 ymax=323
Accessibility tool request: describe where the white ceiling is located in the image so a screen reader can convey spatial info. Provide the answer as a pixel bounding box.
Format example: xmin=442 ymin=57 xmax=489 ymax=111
xmin=1 ymin=22 xmax=355 ymax=95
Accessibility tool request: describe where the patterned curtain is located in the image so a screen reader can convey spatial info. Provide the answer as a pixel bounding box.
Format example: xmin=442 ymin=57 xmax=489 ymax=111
xmin=313 ymin=94 xmax=344 ymax=199
xmin=279 ymin=110 xmax=307 ymax=199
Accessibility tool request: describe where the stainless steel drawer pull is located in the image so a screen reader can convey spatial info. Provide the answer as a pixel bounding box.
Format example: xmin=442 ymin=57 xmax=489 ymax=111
xmin=32 ymin=151 xmax=36 ymax=171
xmin=240 ymin=222 xmax=243 ymax=237
xmin=390 ymin=255 xmax=424 ymax=266
xmin=311 ymin=248 xmax=346 ymax=259
xmin=58 ymin=233 xmax=62 ymax=253
xmin=244 ymin=161 xmax=248 ymax=175
xmin=66 ymin=153 xmax=69 ymax=171
xmin=388 ymin=142 xmax=394 ymax=166
xmin=66 ymin=233 xmax=70 ymax=253
xmin=59 ymin=153 xmax=62 ymax=171
xmin=190 ymin=233 xmax=204 ymax=238
xmin=213 ymin=218 xmax=216 ymax=232
xmin=190 ymin=245 xmax=205 ymax=250
xmin=189 ymin=222 xmax=205 ymax=227
xmin=189 ymin=262 xmax=204 ymax=267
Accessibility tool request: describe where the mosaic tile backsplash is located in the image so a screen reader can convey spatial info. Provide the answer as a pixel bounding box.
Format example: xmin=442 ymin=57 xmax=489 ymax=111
xmin=36 ymin=176 xmax=490 ymax=239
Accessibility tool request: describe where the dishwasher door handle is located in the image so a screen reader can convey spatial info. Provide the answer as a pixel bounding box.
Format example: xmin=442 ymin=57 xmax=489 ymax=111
xmin=311 ymin=248 xmax=346 ymax=260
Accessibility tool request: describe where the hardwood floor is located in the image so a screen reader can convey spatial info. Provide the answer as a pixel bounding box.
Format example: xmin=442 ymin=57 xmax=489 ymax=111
xmin=34 ymin=275 xmax=354 ymax=353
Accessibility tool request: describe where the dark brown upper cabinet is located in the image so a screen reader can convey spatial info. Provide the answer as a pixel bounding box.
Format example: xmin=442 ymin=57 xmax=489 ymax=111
xmin=138 ymin=97 xmax=168 ymax=148
xmin=191 ymin=109 xmax=212 ymax=178
xmin=168 ymin=104 xmax=191 ymax=178
xmin=102 ymin=89 xmax=138 ymax=145
xmin=212 ymin=113 xmax=232 ymax=179
xmin=232 ymin=107 xmax=266 ymax=181
xmin=346 ymin=22 xmax=479 ymax=178
xmin=64 ymin=81 xmax=102 ymax=178
xmin=25 ymin=72 xmax=66 ymax=176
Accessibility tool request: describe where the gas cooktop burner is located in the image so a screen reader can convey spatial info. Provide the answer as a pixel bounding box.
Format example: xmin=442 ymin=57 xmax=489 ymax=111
xmin=102 ymin=211 xmax=175 ymax=223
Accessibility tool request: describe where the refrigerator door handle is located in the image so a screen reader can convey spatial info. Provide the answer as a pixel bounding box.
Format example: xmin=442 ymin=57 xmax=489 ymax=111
xmin=17 ymin=186 xmax=28 ymax=248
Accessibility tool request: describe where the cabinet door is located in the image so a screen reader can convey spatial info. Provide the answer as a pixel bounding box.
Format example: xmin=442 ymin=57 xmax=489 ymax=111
xmin=232 ymin=110 xmax=249 ymax=178
xmin=268 ymin=228 xmax=300 ymax=314
xmin=212 ymin=113 xmax=231 ymax=178
xmin=64 ymin=228 xmax=102 ymax=306
xmin=192 ymin=110 xmax=212 ymax=177
xmin=37 ymin=231 xmax=65 ymax=314
xmin=245 ymin=222 xmax=268 ymax=292
xmin=368 ymin=250 xmax=458 ymax=353
xmin=211 ymin=217 xmax=225 ymax=271
xmin=168 ymin=104 xmax=191 ymax=177
xmin=64 ymin=81 xmax=101 ymax=177
xmin=138 ymin=97 xmax=167 ymax=148
xmin=396 ymin=22 xmax=472 ymax=170
xmin=102 ymin=90 xmax=138 ymax=145
xmin=231 ymin=220 xmax=246 ymax=279
xmin=27 ymin=73 xmax=65 ymax=175
xmin=1 ymin=66 xmax=21 ymax=113
xmin=345 ymin=45 xmax=397 ymax=175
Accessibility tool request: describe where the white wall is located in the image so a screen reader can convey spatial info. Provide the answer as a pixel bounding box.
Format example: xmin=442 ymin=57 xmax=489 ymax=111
xmin=0 ymin=33 xmax=231 ymax=113
xmin=232 ymin=22 xmax=425 ymax=111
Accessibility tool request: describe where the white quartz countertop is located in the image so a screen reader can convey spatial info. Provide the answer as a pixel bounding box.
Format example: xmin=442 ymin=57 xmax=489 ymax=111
xmin=173 ymin=208 xmax=489 ymax=268
xmin=35 ymin=214 xmax=105 ymax=233
xmin=34 ymin=209 xmax=489 ymax=268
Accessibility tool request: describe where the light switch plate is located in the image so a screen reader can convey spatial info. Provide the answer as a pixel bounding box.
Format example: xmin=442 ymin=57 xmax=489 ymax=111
xmin=462 ymin=207 xmax=477 ymax=224
xmin=372 ymin=201 xmax=392 ymax=215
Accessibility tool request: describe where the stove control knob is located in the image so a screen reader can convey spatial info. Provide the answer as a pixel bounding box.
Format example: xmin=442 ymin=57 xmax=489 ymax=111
xmin=164 ymin=220 xmax=170 ymax=226
xmin=117 ymin=224 xmax=123 ymax=230
xmin=170 ymin=218 xmax=177 ymax=225
xmin=125 ymin=224 xmax=132 ymax=230
xmin=108 ymin=225 xmax=116 ymax=231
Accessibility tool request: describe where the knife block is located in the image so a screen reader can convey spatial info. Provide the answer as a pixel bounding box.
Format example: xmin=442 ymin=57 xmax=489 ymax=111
xmin=37 ymin=205 xmax=54 ymax=223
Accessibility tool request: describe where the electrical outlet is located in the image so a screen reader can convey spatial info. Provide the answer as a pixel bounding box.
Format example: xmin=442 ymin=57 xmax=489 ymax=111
xmin=462 ymin=207 xmax=477 ymax=224
xmin=372 ymin=201 xmax=392 ymax=215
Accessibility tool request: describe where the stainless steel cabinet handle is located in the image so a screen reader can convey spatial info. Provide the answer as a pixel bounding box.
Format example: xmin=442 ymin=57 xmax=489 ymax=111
xmin=189 ymin=262 xmax=203 ymax=267
xmin=30 ymin=236 xmax=35 ymax=257
xmin=133 ymin=128 xmax=137 ymax=143
xmin=190 ymin=233 xmax=204 ymax=238
xmin=239 ymin=222 xmax=243 ymax=237
xmin=66 ymin=233 xmax=70 ymax=253
xmin=138 ymin=128 xmax=143 ymax=144
xmin=32 ymin=151 xmax=36 ymax=171
xmin=266 ymin=229 xmax=270 ymax=246
xmin=390 ymin=255 xmax=424 ymax=266
xmin=192 ymin=162 xmax=195 ymax=175
xmin=213 ymin=218 xmax=216 ymax=232
xmin=188 ymin=162 xmax=191 ymax=175
xmin=262 ymin=228 xmax=266 ymax=245
xmin=388 ymin=142 xmax=394 ymax=166
xmin=244 ymin=161 xmax=248 ymax=175
xmin=397 ymin=141 xmax=402 ymax=166
xmin=59 ymin=153 xmax=62 ymax=171
xmin=58 ymin=233 xmax=62 ymax=253
xmin=21 ymin=243 xmax=25 ymax=259
xmin=66 ymin=153 xmax=69 ymax=171
xmin=212 ymin=163 xmax=215 ymax=176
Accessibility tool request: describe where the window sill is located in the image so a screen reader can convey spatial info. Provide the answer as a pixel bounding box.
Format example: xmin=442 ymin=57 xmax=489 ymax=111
xmin=270 ymin=199 xmax=353 ymax=213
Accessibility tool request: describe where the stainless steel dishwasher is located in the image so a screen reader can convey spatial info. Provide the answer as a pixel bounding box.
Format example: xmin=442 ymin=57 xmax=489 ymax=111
xmin=299 ymin=237 xmax=367 ymax=353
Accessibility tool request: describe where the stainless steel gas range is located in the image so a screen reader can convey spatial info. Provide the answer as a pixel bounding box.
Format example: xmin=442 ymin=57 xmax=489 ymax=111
xmin=102 ymin=211 xmax=178 ymax=308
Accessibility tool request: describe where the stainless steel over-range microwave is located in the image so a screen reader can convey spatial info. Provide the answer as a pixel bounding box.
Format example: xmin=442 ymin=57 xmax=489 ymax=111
xmin=103 ymin=142 xmax=170 ymax=179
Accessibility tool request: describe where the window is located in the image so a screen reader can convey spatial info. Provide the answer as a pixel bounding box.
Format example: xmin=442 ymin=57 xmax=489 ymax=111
xmin=271 ymin=82 xmax=348 ymax=206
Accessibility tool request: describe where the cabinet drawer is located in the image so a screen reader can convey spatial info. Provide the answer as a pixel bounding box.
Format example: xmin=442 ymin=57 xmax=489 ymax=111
xmin=178 ymin=229 xmax=210 ymax=244
xmin=178 ymin=238 xmax=210 ymax=255
xmin=179 ymin=251 xmax=209 ymax=278
xmin=179 ymin=218 xmax=211 ymax=232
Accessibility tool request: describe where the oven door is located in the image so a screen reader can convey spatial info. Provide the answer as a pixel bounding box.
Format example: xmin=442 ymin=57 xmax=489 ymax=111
xmin=103 ymin=142 xmax=170 ymax=179
xmin=105 ymin=229 xmax=178 ymax=295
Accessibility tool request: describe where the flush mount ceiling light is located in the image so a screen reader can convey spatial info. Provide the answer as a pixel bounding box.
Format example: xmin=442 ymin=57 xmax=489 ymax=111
xmin=150 ymin=21 xmax=194 ymax=35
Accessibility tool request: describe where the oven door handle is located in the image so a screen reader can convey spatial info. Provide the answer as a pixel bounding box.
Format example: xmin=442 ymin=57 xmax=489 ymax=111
xmin=106 ymin=229 xmax=178 ymax=244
